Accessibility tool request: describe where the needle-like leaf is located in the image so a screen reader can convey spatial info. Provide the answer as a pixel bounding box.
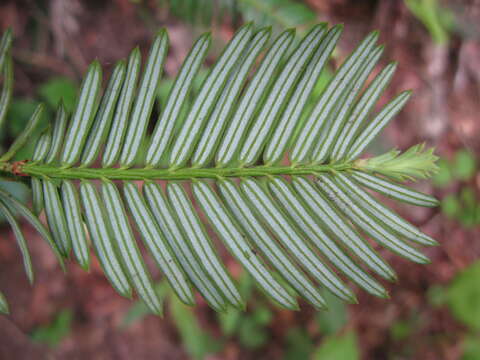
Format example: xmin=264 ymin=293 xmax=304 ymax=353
xmin=351 ymin=170 xmax=438 ymax=207
xmin=102 ymin=180 xmax=162 ymax=315
xmin=61 ymin=62 xmax=102 ymax=166
xmin=0 ymin=188 xmax=65 ymax=270
xmin=217 ymin=178 xmax=326 ymax=309
xmin=80 ymin=181 xmax=132 ymax=297
xmin=240 ymin=178 xmax=356 ymax=304
xmin=193 ymin=180 xmax=299 ymax=309
xmin=167 ymin=182 xmax=243 ymax=308
xmin=81 ymin=60 xmax=126 ymax=167
xmin=146 ymin=32 xmax=211 ymax=167
xmin=347 ymin=91 xmax=412 ymax=161
xmin=0 ymin=104 xmax=45 ymax=162
xmin=264 ymin=24 xmax=342 ymax=165
xmin=123 ymin=181 xmax=195 ymax=306
xmin=120 ymin=30 xmax=169 ymax=167
xmin=0 ymin=55 xmax=13 ymax=130
xmin=43 ymin=179 xmax=71 ymax=257
xmin=169 ymin=23 xmax=253 ymax=169
xmin=102 ymin=48 xmax=141 ymax=168
xmin=268 ymin=176 xmax=388 ymax=298
xmin=0 ymin=200 xmax=34 ymax=283
xmin=143 ymin=181 xmax=226 ymax=311
xmin=31 ymin=129 xmax=52 ymax=214
xmin=290 ymin=31 xmax=379 ymax=164
xmin=61 ymin=180 xmax=90 ymax=270
xmin=238 ymin=24 xmax=326 ymax=166
xmin=216 ymin=28 xmax=295 ymax=167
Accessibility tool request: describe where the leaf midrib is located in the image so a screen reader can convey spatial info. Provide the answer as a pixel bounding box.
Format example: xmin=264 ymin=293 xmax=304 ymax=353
xmin=18 ymin=162 xmax=354 ymax=180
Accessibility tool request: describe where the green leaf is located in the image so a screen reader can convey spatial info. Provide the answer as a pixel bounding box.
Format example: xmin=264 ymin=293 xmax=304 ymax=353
xmin=0 ymin=54 xmax=13 ymax=130
xmin=332 ymin=62 xmax=397 ymax=160
xmin=356 ymin=144 xmax=439 ymax=181
xmin=102 ymin=180 xmax=162 ymax=315
xmin=0 ymin=200 xmax=34 ymax=283
xmin=316 ymin=174 xmax=430 ymax=264
xmin=216 ymin=28 xmax=295 ymax=167
xmin=120 ymin=30 xmax=169 ymax=167
xmin=405 ymin=0 xmax=453 ymax=45
xmin=351 ymin=171 xmax=439 ymax=207
xmin=61 ymin=62 xmax=102 ymax=166
xmin=38 ymin=77 xmax=77 ymax=112
xmin=43 ymin=179 xmax=71 ymax=257
xmin=80 ymin=181 xmax=132 ymax=298
xmin=240 ymin=178 xmax=354 ymax=304
xmin=123 ymin=181 xmax=195 ymax=306
xmin=30 ymin=309 xmax=73 ymax=347
xmin=217 ymin=177 xmax=326 ymax=309
xmin=292 ymin=176 xmax=396 ymax=281
xmin=312 ymin=45 xmax=385 ymax=163
xmin=347 ymin=91 xmax=412 ymax=161
xmin=31 ymin=130 xmax=52 ymax=214
xmin=432 ymin=158 xmax=452 ymax=187
xmin=169 ymin=23 xmax=253 ymax=168
xmin=268 ymin=176 xmax=387 ymax=298
xmin=192 ymin=180 xmax=298 ymax=309
xmin=143 ymin=181 xmax=226 ymax=311
xmin=170 ymin=293 xmax=222 ymax=359
xmin=452 ymin=149 xmax=477 ymax=181
xmin=192 ymin=27 xmax=271 ymax=167
xmin=0 ymin=188 xmax=65 ymax=270
xmin=60 ymin=180 xmax=90 ymax=270
xmin=167 ymin=182 xmax=243 ymax=309
xmin=291 ymin=31 xmax=379 ymax=165
xmin=102 ymin=47 xmax=141 ymax=168
xmin=264 ymin=24 xmax=342 ymax=165
xmin=81 ymin=60 xmax=126 ymax=167
xmin=32 ymin=128 xmax=52 ymax=162
xmin=146 ymin=32 xmax=211 ymax=167
xmin=238 ymin=24 xmax=327 ymax=166
xmin=0 ymin=104 xmax=45 ymax=162
xmin=0 ymin=28 xmax=12 ymax=72
xmin=45 ymin=102 xmax=68 ymax=164
xmin=336 ymin=173 xmax=437 ymax=246
xmin=31 ymin=178 xmax=43 ymax=215
xmin=316 ymin=290 xmax=348 ymax=335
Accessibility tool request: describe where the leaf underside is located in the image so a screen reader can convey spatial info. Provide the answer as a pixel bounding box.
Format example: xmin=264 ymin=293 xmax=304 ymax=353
xmin=0 ymin=23 xmax=439 ymax=314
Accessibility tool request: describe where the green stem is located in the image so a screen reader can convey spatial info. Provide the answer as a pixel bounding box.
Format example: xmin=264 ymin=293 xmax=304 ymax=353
xmin=1 ymin=161 xmax=355 ymax=181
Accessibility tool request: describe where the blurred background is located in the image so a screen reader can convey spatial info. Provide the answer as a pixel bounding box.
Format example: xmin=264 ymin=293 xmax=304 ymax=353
xmin=0 ymin=0 xmax=479 ymax=359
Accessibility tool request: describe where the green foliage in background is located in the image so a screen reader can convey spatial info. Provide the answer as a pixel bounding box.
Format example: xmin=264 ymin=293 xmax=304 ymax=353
xmin=429 ymin=261 xmax=480 ymax=360
xmin=30 ymin=309 xmax=73 ymax=347
xmin=124 ymin=273 xmax=356 ymax=359
xmin=428 ymin=261 xmax=480 ymax=359
xmin=434 ymin=149 xmax=479 ymax=227
xmin=446 ymin=261 xmax=480 ymax=332
xmin=404 ymin=0 xmax=455 ymax=44
xmin=313 ymin=332 xmax=359 ymax=360
xmin=165 ymin=0 xmax=317 ymax=36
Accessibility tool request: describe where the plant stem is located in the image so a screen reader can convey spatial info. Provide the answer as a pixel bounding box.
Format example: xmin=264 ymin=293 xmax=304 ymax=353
xmin=0 ymin=161 xmax=355 ymax=181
